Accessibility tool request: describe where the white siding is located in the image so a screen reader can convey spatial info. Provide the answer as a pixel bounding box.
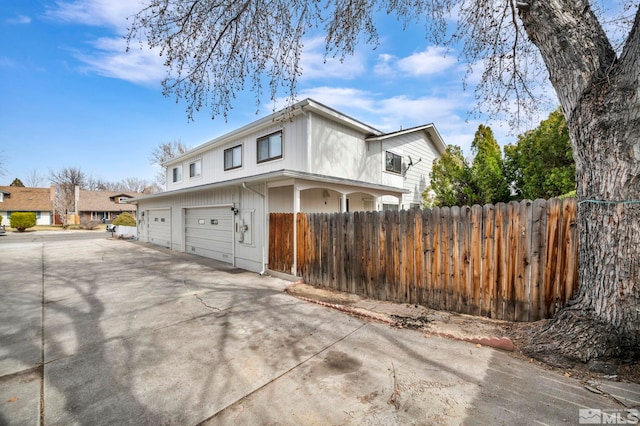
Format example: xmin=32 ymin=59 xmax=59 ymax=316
xmin=268 ymin=186 xmax=293 ymax=213
xmin=0 ymin=210 xmax=51 ymax=226
xmin=137 ymin=184 xmax=265 ymax=273
xmin=308 ymin=112 xmax=379 ymax=182
xmin=379 ymin=131 xmax=440 ymax=209
xmin=165 ymin=117 xmax=309 ymax=192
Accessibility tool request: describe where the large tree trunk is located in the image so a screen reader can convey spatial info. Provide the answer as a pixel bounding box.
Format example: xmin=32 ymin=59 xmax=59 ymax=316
xmin=518 ymin=1 xmax=640 ymax=366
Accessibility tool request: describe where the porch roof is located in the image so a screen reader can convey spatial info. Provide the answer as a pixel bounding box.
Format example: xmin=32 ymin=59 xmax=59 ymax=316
xmin=129 ymin=169 xmax=407 ymax=203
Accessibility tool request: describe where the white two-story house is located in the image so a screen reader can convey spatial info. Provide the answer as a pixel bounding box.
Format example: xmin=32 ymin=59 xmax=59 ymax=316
xmin=132 ymin=99 xmax=445 ymax=274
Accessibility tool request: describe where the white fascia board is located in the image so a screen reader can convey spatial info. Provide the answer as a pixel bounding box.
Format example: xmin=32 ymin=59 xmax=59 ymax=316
xmin=301 ymin=99 xmax=383 ymax=136
xmin=366 ymin=123 xmax=447 ymax=155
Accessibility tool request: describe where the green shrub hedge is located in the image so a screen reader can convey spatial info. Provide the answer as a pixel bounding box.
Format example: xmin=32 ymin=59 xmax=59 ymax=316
xmin=10 ymin=212 xmax=37 ymax=232
xmin=112 ymin=212 xmax=136 ymax=226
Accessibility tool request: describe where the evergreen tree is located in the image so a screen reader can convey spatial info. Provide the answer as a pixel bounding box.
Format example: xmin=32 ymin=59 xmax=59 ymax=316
xmin=10 ymin=178 xmax=25 ymax=187
xmin=426 ymin=145 xmax=480 ymax=207
xmin=504 ymin=108 xmax=575 ymax=200
xmin=471 ymin=125 xmax=510 ymax=204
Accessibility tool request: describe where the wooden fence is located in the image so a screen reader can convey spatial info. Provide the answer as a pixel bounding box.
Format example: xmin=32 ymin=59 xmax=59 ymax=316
xmin=269 ymin=198 xmax=579 ymax=321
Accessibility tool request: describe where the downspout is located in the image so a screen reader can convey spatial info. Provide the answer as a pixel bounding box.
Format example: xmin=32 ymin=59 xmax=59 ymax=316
xmin=241 ymin=182 xmax=267 ymax=275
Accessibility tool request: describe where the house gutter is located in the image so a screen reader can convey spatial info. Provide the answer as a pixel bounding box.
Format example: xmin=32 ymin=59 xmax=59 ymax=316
xmin=241 ymin=182 xmax=267 ymax=275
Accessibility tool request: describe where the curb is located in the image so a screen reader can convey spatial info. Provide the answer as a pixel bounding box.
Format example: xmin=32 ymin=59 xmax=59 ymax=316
xmin=285 ymin=283 xmax=514 ymax=352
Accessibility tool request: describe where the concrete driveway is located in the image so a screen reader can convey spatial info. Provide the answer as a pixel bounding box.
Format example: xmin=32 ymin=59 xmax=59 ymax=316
xmin=0 ymin=237 xmax=630 ymax=425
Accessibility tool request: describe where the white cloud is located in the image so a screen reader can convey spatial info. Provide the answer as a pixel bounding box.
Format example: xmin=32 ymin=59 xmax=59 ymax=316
xmin=397 ymin=46 xmax=458 ymax=76
xmin=373 ymin=53 xmax=397 ymax=76
xmin=75 ymin=37 xmax=165 ymax=86
xmin=374 ymin=46 xmax=459 ymax=78
xmin=6 ymin=15 xmax=32 ymax=24
xmin=299 ymin=37 xmax=366 ymax=80
xmin=47 ymin=0 xmax=140 ymax=29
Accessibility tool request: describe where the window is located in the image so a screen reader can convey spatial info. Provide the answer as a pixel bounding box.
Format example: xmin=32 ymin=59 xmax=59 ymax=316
xmin=382 ymin=203 xmax=398 ymax=211
xmin=172 ymin=166 xmax=182 ymax=183
xmin=224 ymin=145 xmax=243 ymax=170
xmin=189 ymin=159 xmax=201 ymax=179
xmin=257 ymin=131 xmax=282 ymax=163
xmin=385 ymin=151 xmax=402 ymax=174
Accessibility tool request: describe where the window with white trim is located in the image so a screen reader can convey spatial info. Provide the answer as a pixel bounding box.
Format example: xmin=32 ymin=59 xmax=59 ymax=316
xmin=385 ymin=151 xmax=402 ymax=174
xmin=224 ymin=145 xmax=243 ymax=170
xmin=257 ymin=131 xmax=282 ymax=163
xmin=172 ymin=166 xmax=182 ymax=183
xmin=189 ymin=159 xmax=201 ymax=179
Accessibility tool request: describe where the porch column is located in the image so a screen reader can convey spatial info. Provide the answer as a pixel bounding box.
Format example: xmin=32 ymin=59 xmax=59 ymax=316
xmin=292 ymin=184 xmax=301 ymax=276
xmin=341 ymin=193 xmax=348 ymax=213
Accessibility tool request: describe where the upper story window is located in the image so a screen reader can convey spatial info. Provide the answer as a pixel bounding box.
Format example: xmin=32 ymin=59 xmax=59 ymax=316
xmin=224 ymin=145 xmax=243 ymax=170
xmin=0 ymin=193 xmax=3 ymax=202
xmin=189 ymin=159 xmax=202 ymax=179
xmin=257 ymin=131 xmax=282 ymax=163
xmin=172 ymin=165 xmax=182 ymax=183
xmin=385 ymin=151 xmax=402 ymax=174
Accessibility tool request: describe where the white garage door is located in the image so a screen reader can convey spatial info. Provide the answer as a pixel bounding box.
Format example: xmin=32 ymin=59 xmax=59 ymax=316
xmin=148 ymin=209 xmax=171 ymax=248
xmin=185 ymin=207 xmax=234 ymax=264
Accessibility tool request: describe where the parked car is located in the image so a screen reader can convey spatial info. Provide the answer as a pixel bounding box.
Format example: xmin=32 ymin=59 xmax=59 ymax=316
xmin=0 ymin=224 xmax=6 ymax=235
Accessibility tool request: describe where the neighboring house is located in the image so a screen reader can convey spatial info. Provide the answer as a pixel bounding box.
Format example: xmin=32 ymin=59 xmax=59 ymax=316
xmin=0 ymin=185 xmax=56 ymax=226
xmin=131 ymin=98 xmax=446 ymax=274
xmin=74 ymin=187 xmax=139 ymax=223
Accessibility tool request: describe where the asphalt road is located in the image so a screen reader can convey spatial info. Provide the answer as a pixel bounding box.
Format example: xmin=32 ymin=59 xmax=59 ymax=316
xmin=0 ymin=236 xmax=630 ymax=425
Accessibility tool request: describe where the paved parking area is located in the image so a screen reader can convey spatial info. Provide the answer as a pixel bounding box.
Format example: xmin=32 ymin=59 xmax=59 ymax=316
xmin=0 ymin=237 xmax=632 ymax=425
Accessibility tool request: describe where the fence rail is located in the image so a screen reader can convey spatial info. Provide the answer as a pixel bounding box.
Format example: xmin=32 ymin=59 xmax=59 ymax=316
xmin=269 ymin=198 xmax=579 ymax=321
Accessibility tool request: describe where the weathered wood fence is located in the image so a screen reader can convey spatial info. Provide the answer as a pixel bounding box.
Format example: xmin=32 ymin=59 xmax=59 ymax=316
xmin=269 ymin=198 xmax=579 ymax=322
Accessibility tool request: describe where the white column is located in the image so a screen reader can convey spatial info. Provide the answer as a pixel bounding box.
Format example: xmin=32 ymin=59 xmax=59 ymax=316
xmin=341 ymin=193 xmax=348 ymax=212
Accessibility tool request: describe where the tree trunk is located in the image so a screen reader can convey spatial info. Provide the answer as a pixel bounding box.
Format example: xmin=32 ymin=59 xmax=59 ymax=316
xmin=518 ymin=1 xmax=640 ymax=366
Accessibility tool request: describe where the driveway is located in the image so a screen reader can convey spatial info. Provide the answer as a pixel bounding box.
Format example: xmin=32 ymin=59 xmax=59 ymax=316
xmin=0 ymin=237 xmax=632 ymax=425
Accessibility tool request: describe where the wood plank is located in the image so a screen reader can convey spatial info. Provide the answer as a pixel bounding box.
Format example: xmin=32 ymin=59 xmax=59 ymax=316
xmin=529 ymin=199 xmax=544 ymax=321
xmin=482 ymin=204 xmax=495 ymax=318
xmin=450 ymin=206 xmax=461 ymax=312
xmin=413 ymin=209 xmax=423 ymax=305
xmin=544 ymin=199 xmax=560 ymax=317
xmin=432 ymin=207 xmax=442 ymax=310
xmin=470 ymin=205 xmax=483 ymax=316
xmin=439 ymin=207 xmax=450 ymax=311
xmin=493 ymin=203 xmax=506 ymax=320
xmin=421 ymin=209 xmax=432 ymax=306
xmin=460 ymin=206 xmax=471 ymax=315
xmin=516 ymin=200 xmax=533 ymax=321
xmin=561 ymin=199 xmax=578 ymax=304
xmin=377 ymin=211 xmax=386 ymax=300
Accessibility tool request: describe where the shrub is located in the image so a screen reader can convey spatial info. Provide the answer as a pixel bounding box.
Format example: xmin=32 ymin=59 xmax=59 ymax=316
xmin=10 ymin=212 xmax=37 ymax=232
xmin=112 ymin=212 xmax=136 ymax=226
xmin=0 ymin=215 xmax=3 ymax=225
xmin=80 ymin=217 xmax=101 ymax=230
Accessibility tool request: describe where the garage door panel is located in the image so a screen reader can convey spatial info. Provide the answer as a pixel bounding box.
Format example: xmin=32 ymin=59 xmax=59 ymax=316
xmin=185 ymin=236 xmax=232 ymax=251
xmin=148 ymin=209 xmax=171 ymax=248
xmin=185 ymin=207 xmax=233 ymax=264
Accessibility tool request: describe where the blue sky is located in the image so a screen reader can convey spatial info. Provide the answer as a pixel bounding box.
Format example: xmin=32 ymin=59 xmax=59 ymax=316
xmin=0 ymin=0 xmax=566 ymax=186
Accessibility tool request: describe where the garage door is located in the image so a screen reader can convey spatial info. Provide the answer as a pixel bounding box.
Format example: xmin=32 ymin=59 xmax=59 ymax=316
xmin=148 ymin=209 xmax=171 ymax=248
xmin=185 ymin=207 xmax=234 ymax=264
